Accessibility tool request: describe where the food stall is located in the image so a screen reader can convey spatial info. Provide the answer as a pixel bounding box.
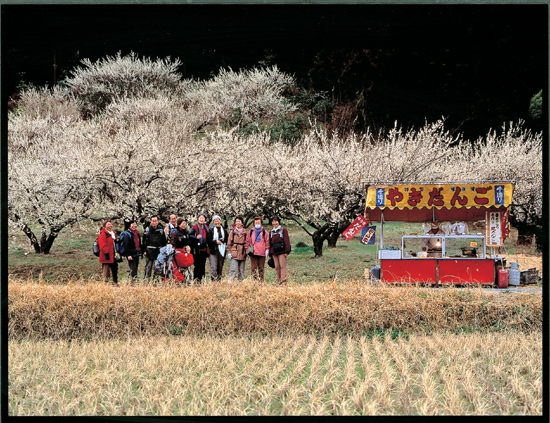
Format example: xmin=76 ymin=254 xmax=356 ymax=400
xmin=364 ymin=181 xmax=514 ymax=285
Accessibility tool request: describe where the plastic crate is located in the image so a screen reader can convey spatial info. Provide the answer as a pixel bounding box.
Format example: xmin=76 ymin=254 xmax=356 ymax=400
xmin=520 ymin=268 xmax=539 ymax=285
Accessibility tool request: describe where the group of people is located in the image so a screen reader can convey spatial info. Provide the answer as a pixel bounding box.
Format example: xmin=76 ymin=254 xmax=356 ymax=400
xmin=97 ymin=213 xmax=291 ymax=286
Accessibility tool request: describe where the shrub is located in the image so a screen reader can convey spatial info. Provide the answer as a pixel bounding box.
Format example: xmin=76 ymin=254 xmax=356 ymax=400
xmin=12 ymin=86 xmax=80 ymax=122
xmin=65 ymin=51 xmax=182 ymax=118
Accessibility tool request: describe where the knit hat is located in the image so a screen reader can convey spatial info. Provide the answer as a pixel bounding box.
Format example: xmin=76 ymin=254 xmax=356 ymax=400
xmin=197 ymin=213 xmax=207 ymax=219
xmin=212 ymin=215 xmax=222 ymax=223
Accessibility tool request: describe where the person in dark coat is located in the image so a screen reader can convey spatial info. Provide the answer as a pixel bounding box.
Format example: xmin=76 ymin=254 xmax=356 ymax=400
xmin=207 ymin=215 xmax=227 ymax=281
xmin=269 ymin=215 xmax=291 ymax=286
xmin=124 ymin=220 xmax=142 ymax=280
xmin=189 ymin=213 xmax=210 ymax=283
xmin=171 ymin=218 xmax=193 ymax=249
xmin=98 ymin=220 xmax=118 ymax=284
xmin=142 ymin=215 xmax=167 ymax=281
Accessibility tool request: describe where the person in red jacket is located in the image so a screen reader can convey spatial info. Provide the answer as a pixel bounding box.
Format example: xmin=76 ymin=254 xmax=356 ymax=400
xmin=245 ymin=216 xmax=270 ymax=282
xmin=98 ymin=220 xmax=118 ymax=284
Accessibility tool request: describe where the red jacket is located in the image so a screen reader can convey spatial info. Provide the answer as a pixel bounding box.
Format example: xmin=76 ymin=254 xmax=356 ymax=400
xmin=98 ymin=228 xmax=117 ymax=264
xmin=245 ymin=227 xmax=270 ymax=256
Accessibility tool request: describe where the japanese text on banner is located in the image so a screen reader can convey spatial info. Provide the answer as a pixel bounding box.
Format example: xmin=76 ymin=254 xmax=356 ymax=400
xmin=343 ymin=215 xmax=368 ymax=241
xmin=366 ymin=183 xmax=513 ymax=210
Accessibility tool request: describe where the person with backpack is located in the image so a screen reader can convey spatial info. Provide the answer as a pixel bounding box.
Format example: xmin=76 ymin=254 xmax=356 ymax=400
xmin=245 ymin=216 xmax=270 ymax=283
xmin=119 ymin=220 xmax=142 ymax=280
xmin=165 ymin=213 xmax=178 ymax=242
xmin=98 ymin=220 xmax=118 ymax=285
xmin=207 ymin=215 xmax=227 ymax=281
xmin=269 ymin=215 xmax=291 ymax=286
xmin=142 ymin=215 xmax=167 ymax=281
xmin=227 ymin=215 xmax=247 ymax=282
xmin=189 ymin=213 xmax=210 ymax=283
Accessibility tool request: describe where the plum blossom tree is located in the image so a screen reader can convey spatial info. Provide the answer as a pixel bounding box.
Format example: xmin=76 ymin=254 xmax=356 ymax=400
xmin=8 ymin=115 xmax=96 ymax=253
xmin=8 ymin=55 xmax=542 ymax=256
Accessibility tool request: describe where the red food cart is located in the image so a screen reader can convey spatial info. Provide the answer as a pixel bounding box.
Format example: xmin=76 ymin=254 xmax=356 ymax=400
xmin=364 ymin=181 xmax=514 ymax=285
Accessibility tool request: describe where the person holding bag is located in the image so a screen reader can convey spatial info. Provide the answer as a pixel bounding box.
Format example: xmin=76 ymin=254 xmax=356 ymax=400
xmin=268 ymin=215 xmax=291 ymax=286
xmin=98 ymin=220 xmax=118 ymax=285
xmin=245 ymin=216 xmax=270 ymax=283
xmin=227 ymin=215 xmax=247 ymax=282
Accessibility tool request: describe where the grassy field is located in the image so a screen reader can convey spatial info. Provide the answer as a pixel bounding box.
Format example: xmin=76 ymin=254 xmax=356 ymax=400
xmin=7 ymin=219 xmax=542 ymax=284
xmin=7 ymin=219 xmax=544 ymax=416
xmin=9 ymin=331 xmax=542 ymax=415
xmin=9 ymin=280 xmax=542 ymax=339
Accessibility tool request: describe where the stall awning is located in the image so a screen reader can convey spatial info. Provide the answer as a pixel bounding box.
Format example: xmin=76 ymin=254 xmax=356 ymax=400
xmin=365 ymin=182 xmax=513 ymax=222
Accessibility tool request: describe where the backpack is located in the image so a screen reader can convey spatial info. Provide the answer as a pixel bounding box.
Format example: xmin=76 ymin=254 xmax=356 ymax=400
xmin=154 ymin=245 xmax=180 ymax=278
xmin=118 ymin=230 xmax=132 ymax=256
xmin=93 ymin=237 xmax=100 ymax=257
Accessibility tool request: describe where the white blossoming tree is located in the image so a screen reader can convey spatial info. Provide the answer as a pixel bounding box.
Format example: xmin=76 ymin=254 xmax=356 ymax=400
xmin=8 ymin=53 xmax=543 ymax=256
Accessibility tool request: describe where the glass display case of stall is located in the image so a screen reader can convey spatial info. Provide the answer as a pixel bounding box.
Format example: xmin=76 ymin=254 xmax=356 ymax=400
xmin=401 ymin=235 xmax=486 ymax=259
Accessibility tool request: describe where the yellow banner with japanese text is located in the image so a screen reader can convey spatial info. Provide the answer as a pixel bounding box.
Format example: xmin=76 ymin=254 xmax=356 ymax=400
xmin=365 ymin=183 xmax=513 ymax=210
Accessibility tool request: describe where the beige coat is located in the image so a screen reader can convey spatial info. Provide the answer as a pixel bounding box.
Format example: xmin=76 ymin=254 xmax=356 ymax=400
xmin=227 ymin=228 xmax=247 ymax=260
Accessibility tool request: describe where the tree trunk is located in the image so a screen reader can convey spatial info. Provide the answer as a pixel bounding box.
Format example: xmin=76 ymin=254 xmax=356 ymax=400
xmin=327 ymin=221 xmax=350 ymax=248
xmin=21 ymin=224 xmax=41 ymax=253
xmin=40 ymin=233 xmax=59 ymax=254
xmin=310 ymin=222 xmax=332 ymax=258
xmin=327 ymin=229 xmax=338 ymax=248
xmin=38 ymin=229 xmax=60 ymax=254
xmin=312 ymin=233 xmax=324 ymax=257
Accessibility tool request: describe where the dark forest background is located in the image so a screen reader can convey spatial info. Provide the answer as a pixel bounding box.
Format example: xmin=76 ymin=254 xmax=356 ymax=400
xmin=3 ymin=4 xmax=547 ymax=140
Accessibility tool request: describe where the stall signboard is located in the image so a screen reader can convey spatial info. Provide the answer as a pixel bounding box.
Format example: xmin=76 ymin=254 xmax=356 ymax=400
xmin=366 ymin=183 xmax=513 ymax=210
xmin=361 ymin=226 xmax=376 ymax=245
xmin=486 ymin=211 xmax=502 ymax=247
xmin=343 ymin=215 xmax=369 ymax=241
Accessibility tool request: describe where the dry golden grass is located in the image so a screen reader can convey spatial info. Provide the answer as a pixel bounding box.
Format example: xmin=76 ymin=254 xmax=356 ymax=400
xmin=8 ymin=277 xmax=541 ymax=339
xmin=8 ymin=331 xmax=542 ymax=415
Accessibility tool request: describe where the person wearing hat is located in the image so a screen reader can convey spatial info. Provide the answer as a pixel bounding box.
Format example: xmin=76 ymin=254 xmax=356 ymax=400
xmin=190 ymin=213 xmax=210 ymax=282
xmin=207 ymin=215 xmax=227 ymax=281
xmin=421 ymin=221 xmax=445 ymax=258
xmin=268 ymin=215 xmax=291 ymax=286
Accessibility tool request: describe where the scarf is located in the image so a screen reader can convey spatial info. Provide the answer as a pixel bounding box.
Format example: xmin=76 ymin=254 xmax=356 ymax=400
xmin=271 ymin=226 xmax=282 ymax=236
xmin=195 ymin=223 xmax=208 ymax=245
xmin=213 ymin=226 xmax=226 ymax=256
xmin=254 ymin=227 xmax=262 ymax=243
xmin=106 ymin=229 xmax=116 ymax=240
xmin=131 ymin=229 xmax=140 ymax=249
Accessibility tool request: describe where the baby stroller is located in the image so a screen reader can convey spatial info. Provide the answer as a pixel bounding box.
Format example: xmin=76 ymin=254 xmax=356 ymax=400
xmin=172 ymin=248 xmax=194 ymax=285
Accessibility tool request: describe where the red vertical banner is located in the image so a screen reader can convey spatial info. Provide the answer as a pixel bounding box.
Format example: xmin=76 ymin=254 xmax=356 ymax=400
xmin=501 ymin=210 xmax=510 ymax=240
xmin=343 ymin=215 xmax=369 ymax=241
